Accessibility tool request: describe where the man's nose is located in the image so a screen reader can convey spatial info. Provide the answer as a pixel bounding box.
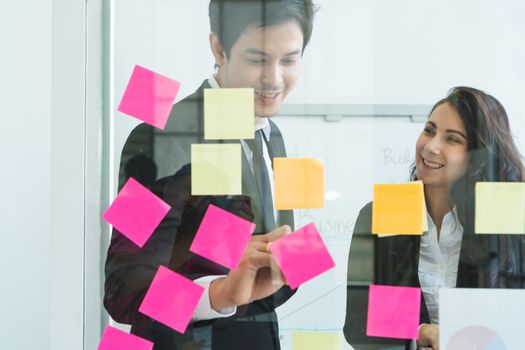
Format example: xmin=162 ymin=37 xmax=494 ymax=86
xmin=262 ymin=62 xmax=283 ymax=88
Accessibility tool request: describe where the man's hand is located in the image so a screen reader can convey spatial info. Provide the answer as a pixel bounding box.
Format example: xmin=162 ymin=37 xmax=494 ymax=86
xmin=417 ymin=323 xmax=439 ymax=349
xmin=209 ymin=225 xmax=291 ymax=311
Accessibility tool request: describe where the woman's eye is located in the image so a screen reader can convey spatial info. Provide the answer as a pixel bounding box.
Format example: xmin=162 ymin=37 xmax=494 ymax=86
xmin=447 ymin=136 xmax=460 ymax=143
xmin=423 ymin=127 xmax=434 ymax=135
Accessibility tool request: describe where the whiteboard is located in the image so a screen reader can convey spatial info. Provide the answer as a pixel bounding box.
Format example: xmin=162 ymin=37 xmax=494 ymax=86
xmin=273 ymin=104 xmax=429 ymax=349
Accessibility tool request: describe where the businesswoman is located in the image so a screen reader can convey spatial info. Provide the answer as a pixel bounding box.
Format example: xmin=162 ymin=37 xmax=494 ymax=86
xmin=344 ymin=86 xmax=525 ymax=349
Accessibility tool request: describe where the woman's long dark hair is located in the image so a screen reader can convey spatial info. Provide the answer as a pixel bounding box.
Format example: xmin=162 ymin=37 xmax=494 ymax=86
xmin=411 ymin=86 xmax=525 ymax=287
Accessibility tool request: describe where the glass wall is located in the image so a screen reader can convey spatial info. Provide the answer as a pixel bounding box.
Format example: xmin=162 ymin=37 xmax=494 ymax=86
xmin=86 ymin=1 xmax=525 ymax=349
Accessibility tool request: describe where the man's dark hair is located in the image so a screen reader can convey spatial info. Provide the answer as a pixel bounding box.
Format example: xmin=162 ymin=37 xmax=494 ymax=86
xmin=209 ymin=0 xmax=316 ymax=58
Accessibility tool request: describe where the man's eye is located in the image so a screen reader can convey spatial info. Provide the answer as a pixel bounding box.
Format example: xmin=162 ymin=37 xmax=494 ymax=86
xmin=248 ymin=58 xmax=265 ymax=64
xmin=282 ymin=58 xmax=297 ymax=65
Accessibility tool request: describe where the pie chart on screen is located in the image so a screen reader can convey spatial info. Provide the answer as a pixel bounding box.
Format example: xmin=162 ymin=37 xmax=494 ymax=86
xmin=446 ymin=326 xmax=506 ymax=350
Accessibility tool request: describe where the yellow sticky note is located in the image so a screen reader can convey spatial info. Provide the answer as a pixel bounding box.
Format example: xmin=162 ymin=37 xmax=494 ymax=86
xmin=204 ymin=88 xmax=254 ymax=140
xmin=191 ymin=144 xmax=241 ymax=195
xmin=274 ymin=157 xmax=324 ymax=210
xmin=475 ymin=182 xmax=525 ymax=234
xmin=372 ymin=181 xmax=426 ymax=235
xmin=292 ymin=332 xmax=341 ymax=350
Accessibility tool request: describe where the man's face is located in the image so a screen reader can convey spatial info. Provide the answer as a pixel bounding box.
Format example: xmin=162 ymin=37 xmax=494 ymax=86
xmin=214 ymin=21 xmax=304 ymax=118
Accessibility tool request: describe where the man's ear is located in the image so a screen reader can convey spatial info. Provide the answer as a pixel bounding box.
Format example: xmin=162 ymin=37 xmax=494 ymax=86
xmin=209 ymin=32 xmax=226 ymax=66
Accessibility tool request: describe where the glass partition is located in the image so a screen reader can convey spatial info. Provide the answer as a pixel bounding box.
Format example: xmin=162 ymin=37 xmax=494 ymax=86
xmin=85 ymin=1 xmax=525 ymax=349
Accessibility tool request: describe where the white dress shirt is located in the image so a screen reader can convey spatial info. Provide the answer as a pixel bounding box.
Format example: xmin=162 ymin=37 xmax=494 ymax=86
xmin=418 ymin=208 xmax=463 ymax=324
xmin=409 ymin=209 xmax=463 ymax=349
xmin=192 ymin=76 xmax=277 ymax=320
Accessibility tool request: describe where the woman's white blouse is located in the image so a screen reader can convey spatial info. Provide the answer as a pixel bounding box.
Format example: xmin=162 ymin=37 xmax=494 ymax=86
xmin=418 ymin=209 xmax=464 ymax=324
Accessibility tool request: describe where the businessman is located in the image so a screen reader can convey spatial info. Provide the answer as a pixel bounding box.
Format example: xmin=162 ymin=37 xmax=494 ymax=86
xmin=104 ymin=1 xmax=317 ymax=349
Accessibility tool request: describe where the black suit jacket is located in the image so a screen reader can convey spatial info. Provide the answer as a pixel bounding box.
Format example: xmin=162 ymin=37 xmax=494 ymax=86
xmin=344 ymin=202 xmax=524 ymax=350
xmin=104 ymin=81 xmax=295 ymax=350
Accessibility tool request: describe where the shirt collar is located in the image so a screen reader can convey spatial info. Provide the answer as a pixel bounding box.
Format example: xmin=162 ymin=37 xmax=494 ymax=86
xmin=425 ymin=206 xmax=461 ymax=233
xmin=207 ymin=75 xmax=271 ymax=141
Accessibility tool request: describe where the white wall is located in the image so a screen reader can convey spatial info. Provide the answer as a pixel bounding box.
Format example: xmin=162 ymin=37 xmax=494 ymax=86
xmin=0 ymin=0 xmax=86 ymax=349
xmin=50 ymin=0 xmax=85 ymax=349
xmin=0 ymin=1 xmax=53 ymax=347
xmin=114 ymin=0 xmax=525 ymax=160
xmin=291 ymin=0 xmax=525 ymax=152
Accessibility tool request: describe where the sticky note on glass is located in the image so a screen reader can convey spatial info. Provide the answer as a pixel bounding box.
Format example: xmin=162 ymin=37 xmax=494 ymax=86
xmin=367 ymin=285 xmax=421 ymax=339
xmin=118 ymin=64 xmax=181 ymax=129
xmin=274 ymin=158 xmax=324 ymax=210
xmin=139 ymin=266 xmax=204 ymax=334
xmin=98 ymin=325 xmax=153 ymax=350
xmin=292 ymin=332 xmax=341 ymax=350
xmin=372 ymin=181 xmax=427 ymax=235
xmin=204 ymin=88 xmax=254 ymax=140
xmin=190 ymin=204 xmax=255 ymax=269
xmin=191 ymin=144 xmax=242 ymax=195
xmin=475 ymin=182 xmax=525 ymax=234
xmin=102 ymin=177 xmax=171 ymax=247
xmin=270 ymin=223 xmax=335 ymax=289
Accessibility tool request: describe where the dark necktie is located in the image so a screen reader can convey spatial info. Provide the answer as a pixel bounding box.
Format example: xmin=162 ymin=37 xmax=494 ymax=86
xmin=245 ymin=130 xmax=276 ymax=231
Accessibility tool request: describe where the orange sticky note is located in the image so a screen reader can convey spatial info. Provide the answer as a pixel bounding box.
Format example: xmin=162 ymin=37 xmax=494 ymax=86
xmin=274 ymin=157 xmax=324 ymax=210
xmin=372 ymin=181 xmax=426 ymax=235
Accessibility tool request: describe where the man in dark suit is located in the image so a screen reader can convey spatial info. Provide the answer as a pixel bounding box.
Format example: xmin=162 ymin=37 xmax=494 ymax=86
xmin=104 ymin=1 xmax=317 ymax=349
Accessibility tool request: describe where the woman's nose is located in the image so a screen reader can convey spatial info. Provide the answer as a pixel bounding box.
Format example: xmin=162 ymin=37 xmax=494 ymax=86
xmin=424 ymin=138 xmax=442 ymax=154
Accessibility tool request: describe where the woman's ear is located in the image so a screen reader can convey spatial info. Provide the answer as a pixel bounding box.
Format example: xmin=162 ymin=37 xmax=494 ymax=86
xmin=209 ymin=33 xmax=226 ymax=67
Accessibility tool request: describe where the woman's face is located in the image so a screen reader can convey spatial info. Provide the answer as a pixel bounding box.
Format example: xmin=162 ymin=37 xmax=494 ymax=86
xmin=415 ymin=102 xmax=469 ymax=189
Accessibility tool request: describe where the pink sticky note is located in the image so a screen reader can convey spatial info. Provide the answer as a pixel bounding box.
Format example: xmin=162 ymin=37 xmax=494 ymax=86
xmin=269 ymin=223 xmax=335 ymax=289
xmin=102 ymin=177 xmax=171 ymax=248
xmin=366 ymin=284 xmax=421 ymax=339
xmin=139 ymin=266 xmax=205 ymax=334
xmin=97 ymin=325 xmax=153 ymax=350
xmin=190 ymin=204 xmax=255 ymax=270
xmin=118 ymin=64 xmax=181 ymax=129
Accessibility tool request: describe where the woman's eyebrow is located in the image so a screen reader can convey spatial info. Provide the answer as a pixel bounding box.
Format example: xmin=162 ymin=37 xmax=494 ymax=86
xmin=446 ymin=129 xmax=467 ymax=140
xmin=427 ymin=121 xmax=467 ymax=139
